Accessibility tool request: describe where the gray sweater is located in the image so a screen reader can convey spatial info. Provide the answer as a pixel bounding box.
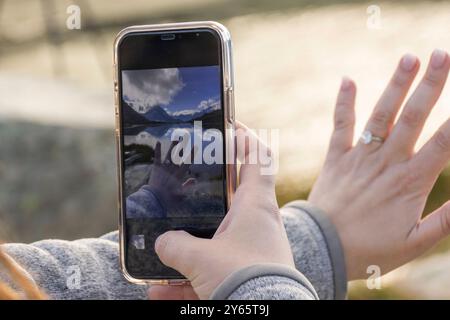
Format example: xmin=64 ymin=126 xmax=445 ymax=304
xmin=0 ymin=201 xmax=347 ymax=300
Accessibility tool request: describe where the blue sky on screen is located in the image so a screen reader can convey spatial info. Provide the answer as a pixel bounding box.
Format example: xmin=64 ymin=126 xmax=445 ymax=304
xmin=122 ymin=65 xmax=220 ymax=116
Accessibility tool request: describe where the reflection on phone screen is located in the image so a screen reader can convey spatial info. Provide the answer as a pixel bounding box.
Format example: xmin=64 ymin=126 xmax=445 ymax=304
xmin=121 ymin=65 xmax=226 ymax=278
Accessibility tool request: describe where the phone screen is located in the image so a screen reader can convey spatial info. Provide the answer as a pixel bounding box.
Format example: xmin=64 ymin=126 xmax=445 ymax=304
xmin=117 ymin=29 xmax=227 ymax=279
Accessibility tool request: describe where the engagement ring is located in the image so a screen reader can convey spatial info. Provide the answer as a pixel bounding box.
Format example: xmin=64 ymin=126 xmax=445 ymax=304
xmin=360 ymin=130 xmax=384 ymax=145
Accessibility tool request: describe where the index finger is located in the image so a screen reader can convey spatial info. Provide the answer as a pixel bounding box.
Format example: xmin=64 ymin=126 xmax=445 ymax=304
xmin=235 ymin=121 xmax=275 ymax=187
xmin=410 ymin=117 xmax=450 ymax=188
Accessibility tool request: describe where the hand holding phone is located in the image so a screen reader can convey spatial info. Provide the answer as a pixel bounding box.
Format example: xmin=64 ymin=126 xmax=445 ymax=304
xmin=149 ymin=123 xmax=295 ymax=300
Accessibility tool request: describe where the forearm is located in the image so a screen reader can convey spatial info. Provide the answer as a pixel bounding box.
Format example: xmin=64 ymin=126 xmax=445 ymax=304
xmin=126 ymin=186 xmax=165 ymax=218
xmin=0 ymin=199 xmax=347 ymax=300
xmin=0 ymin=231 xmax=146 ymax=300
xmin=280 ymin=200 xmax=347 ymax=300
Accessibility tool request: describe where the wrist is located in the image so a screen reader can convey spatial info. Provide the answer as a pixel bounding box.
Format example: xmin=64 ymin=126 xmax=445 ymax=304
xmin=210 ymin=263 xmax=317 ymax=300
xmin=282 ymin=200 xmax=348 ymax=299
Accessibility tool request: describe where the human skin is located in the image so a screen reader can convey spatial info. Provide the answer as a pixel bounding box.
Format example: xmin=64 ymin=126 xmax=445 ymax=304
xmin=149 ymin=50 xmax=450 ymax=298
xmin=148 ymin=122 xmax=295 ymax=300
xmin=308 ymin=49 xmax=450 ymax=280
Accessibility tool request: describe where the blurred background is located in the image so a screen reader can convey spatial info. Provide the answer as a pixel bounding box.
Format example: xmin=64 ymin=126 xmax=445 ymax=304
xmin=1 ymin=0 xmax=450 ymax=299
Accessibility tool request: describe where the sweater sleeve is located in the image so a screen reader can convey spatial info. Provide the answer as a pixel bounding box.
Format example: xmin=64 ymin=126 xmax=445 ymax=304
xmin=280 ymin=200 xmax=347 ymax=300
xmin=210 ymin=263 xmax=318 ymax=300
xmin=126 ymin=185 xmax=165 ymax=218
xmin=0 ymin=231 xmax=147 ymax=300
xmin=0 ymin=200 xmax=346 ymax=300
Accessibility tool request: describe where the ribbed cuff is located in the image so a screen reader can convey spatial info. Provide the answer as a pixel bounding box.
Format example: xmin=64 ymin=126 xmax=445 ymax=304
xmin=284 ymin=200 xmax=347 ymax=299
xmin=209 ymin=263 xmax=318 ymax=300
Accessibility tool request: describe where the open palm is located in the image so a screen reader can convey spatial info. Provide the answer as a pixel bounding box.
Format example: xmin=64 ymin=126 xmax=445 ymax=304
xmin=309 ymin=50 xmax=450 ymax=280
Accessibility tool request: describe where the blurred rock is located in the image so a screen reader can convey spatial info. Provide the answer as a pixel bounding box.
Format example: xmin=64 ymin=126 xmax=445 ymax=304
xmin=0 ymin=120 xmax=117 ymax=242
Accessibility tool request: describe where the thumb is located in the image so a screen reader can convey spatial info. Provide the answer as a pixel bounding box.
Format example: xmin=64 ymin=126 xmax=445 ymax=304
xmin=235 ymin=121 xmax=276 ymax=188
xmin=155 ymin=230 xmax=206 ymax=277
xmin=411 ymin=201 xmax=450 ymax=251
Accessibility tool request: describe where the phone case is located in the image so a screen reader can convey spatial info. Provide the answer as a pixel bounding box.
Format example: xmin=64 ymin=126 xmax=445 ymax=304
xmin=113 ymin=21 xmax=236 ymax=285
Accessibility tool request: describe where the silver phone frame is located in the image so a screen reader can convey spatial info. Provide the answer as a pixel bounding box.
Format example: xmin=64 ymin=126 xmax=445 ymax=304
xmin=113 ymin=21 xmax=236 ymax=285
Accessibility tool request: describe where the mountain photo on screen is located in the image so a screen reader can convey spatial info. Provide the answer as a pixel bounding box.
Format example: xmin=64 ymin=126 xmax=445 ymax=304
xmin=121 ymin=66 xmax=226 ymax=219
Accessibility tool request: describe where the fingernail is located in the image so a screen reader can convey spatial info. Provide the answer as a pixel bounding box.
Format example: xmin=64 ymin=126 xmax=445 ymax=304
xmin=431 ymin=49 xmax=448 ymax=69
xmin=400 ymin=54 xmax=417 ymax=72
xmin=341 ymin=76 xmax=352 ymax=90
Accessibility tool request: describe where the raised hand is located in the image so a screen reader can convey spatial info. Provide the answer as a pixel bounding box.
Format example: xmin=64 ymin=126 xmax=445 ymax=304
xmin=308 ymin=50 xmax=450 ymax=280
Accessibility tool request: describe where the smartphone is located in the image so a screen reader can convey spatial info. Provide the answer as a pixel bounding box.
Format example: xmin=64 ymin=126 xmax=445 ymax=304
xmin=113 ymin=21 xmax=236 ymax=284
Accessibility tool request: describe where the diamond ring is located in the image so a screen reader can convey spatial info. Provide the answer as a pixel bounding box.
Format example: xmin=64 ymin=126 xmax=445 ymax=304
xmin=360 ymin=130 xmax=384 ymax=145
